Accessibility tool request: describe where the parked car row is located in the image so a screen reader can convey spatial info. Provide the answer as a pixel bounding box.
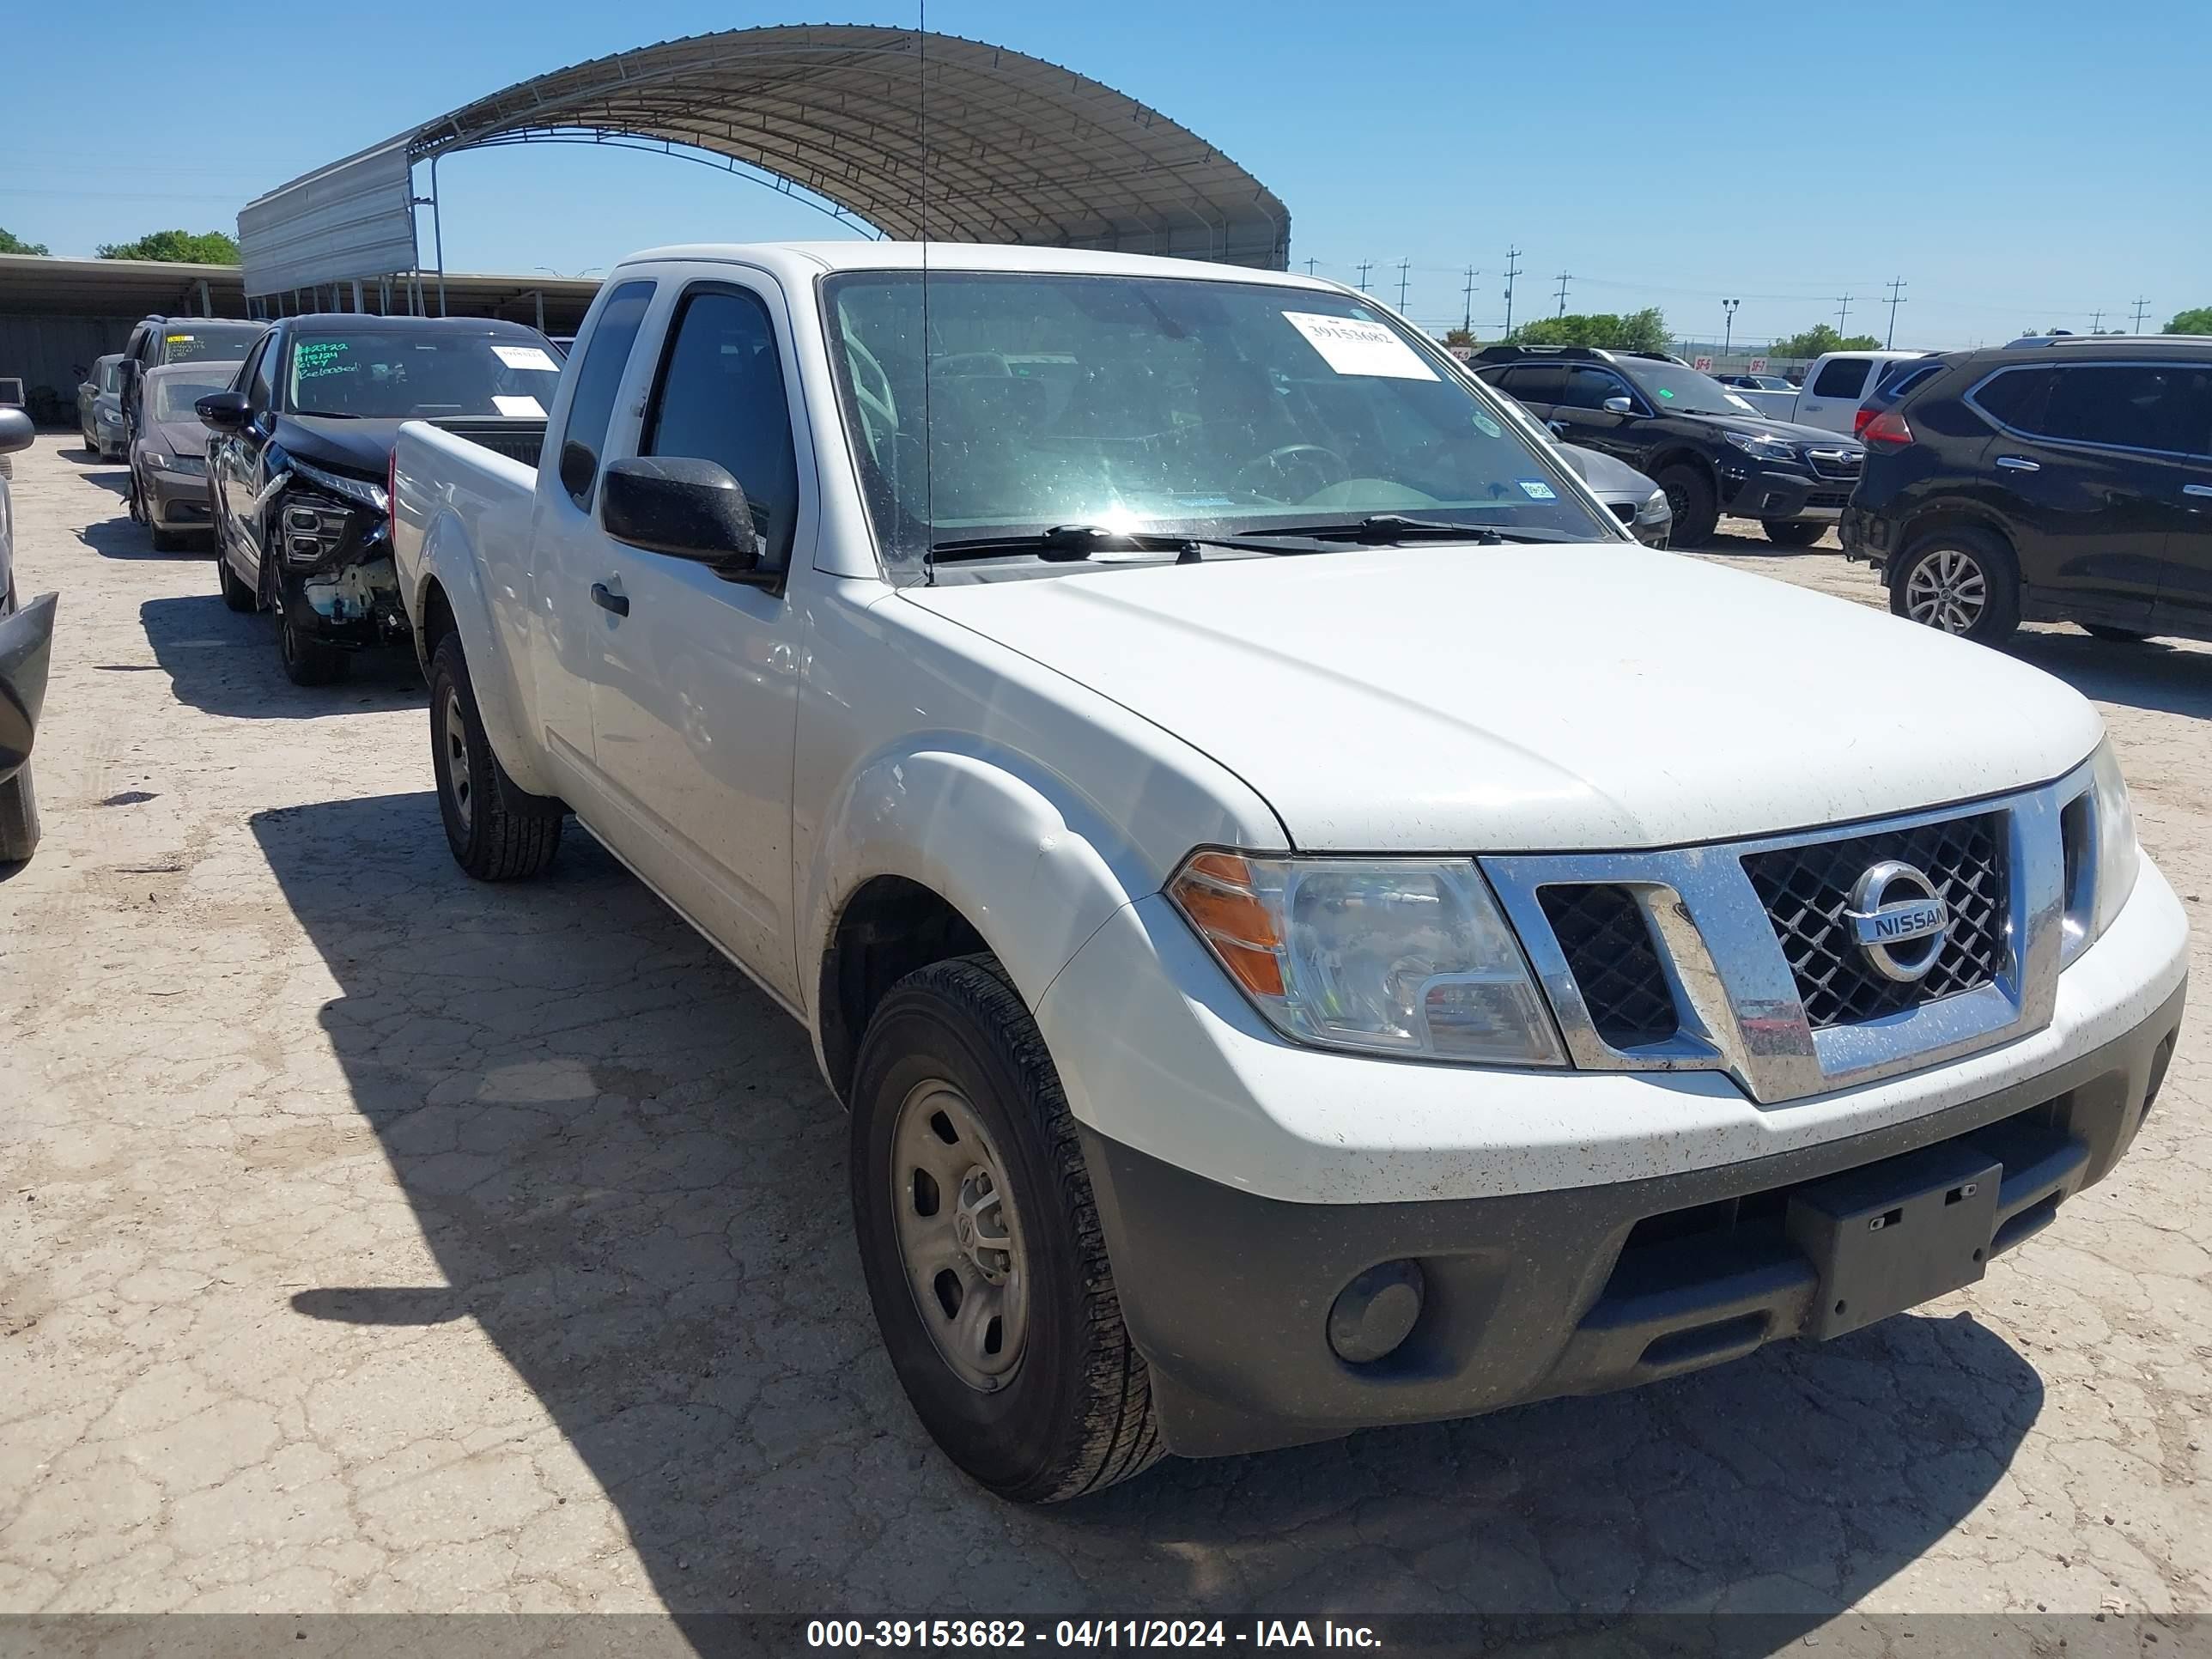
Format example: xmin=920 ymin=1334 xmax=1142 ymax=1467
xmin=374 ymin=240 xmax=2182 ymax=1504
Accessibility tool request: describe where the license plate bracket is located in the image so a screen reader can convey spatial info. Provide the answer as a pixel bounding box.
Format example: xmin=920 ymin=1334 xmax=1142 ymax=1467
xmin=1786 ymin=1142 xmax=2002 ymax=1340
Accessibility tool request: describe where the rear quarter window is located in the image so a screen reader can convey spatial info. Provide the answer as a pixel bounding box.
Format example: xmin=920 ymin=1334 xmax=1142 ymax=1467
xmin=1811 ymin=357 xmax=1873 ymax=399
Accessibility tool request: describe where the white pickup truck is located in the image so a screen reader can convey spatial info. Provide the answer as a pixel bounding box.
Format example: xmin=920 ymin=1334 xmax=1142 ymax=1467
xmin=392 ymin=241 xmax=2187 ymax=1503
xmin=1729 ymin=350 xmax=1931 ymax=434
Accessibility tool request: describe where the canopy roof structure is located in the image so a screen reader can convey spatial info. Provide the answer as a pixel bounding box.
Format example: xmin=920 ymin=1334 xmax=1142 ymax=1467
xmin=238 ymin=25 xmax=1290 ymax=300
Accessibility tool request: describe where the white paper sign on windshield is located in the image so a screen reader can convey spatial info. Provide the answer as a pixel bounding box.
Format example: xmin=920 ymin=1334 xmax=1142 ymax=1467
xmin=493 ymin=395 xmax=546 ymax=417
xmin=1281 ymin=312 xmax=1438 ymax=381
xmin=492 ymin=344 xmax=559 ymax=373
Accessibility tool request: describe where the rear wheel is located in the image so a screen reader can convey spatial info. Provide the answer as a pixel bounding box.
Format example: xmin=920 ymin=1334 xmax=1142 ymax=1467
xmin=1760 ymin=520 xmax=1827 ymax=548
xmin=1889 ymin=527 xmax=2021 ymax=645
xmin=277 ymin=611 xmax=349 ymax=686
xmin=850 ymin=955 xmax=1163 ymax=1503
xmin=2082 ymin=623 xmax=2154 ymax=644
xmin=1654 ymin=464 xmax=1719 ymax=547
xmin=0 ymin=763 xmax=39 ymax=865
xmin=217 ymin=546 xmax=257 ymax=612
xmin=428 ymin=632 xmax=564 ymax=880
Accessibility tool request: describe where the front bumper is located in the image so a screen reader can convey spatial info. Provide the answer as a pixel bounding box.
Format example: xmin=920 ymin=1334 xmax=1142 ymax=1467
xmin=1718 ymin=465 xmax=1856 ymax=523
xmin=144 ymin=469 xmax=214 ymax=530
xmin=1082 ymin=975 xmax=2183 ymax=1458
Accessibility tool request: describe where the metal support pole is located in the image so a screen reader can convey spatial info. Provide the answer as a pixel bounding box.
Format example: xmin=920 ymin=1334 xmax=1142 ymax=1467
xmin=197 ymin=277 xmax=211 ymax=317
xmin=533 ymin=289 xmax=544 ymax=333
xmin=430 ymin=152 xmax=448 ymax=318
xmin=352 ymin=279 xmax=364 ymax=313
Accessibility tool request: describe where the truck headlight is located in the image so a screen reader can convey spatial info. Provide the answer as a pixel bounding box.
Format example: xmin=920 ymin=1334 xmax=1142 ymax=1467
xmin=2063 ymin=738 xmax=2141 ymax=963
xmin=1722 ymin=429 xmax=1799 ymax=465
xmin=1168 ymin=852 xmax=1565 ymax=1066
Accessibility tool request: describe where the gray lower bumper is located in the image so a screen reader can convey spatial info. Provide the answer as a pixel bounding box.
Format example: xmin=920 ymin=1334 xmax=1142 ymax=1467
xmin=1079 ymin=980 xmax=2183 ymax=1460
xmin=1719 ymin=466 xmax=1856 ymax=523
xmin=145 ymin=471 xmax=214 ymax=529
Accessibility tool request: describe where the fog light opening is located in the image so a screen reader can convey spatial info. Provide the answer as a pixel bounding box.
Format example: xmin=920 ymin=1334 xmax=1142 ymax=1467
xmin=1328 ymin=1259 xmax=1425 ymax=1365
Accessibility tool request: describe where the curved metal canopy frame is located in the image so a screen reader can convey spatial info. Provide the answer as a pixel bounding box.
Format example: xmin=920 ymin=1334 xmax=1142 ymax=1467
xmin=239 ymin=24 xmax=1289 ymax=299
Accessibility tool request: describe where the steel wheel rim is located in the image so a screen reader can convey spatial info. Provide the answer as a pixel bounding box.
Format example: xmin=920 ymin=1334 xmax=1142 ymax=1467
xmin=443 ymin=691 xmax=474 ymax=830
xmin=889 ymin=1079 xmax=1030 ymax=1392
xmin=1905 ymin=546 xmax=1987 ymax=634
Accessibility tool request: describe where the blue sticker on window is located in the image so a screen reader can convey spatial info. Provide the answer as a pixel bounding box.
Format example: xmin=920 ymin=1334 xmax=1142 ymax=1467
xmin=1518 ymin=479 xmax=1558 ymax=500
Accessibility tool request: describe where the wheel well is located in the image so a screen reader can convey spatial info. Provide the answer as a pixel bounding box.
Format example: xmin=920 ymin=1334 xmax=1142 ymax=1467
xmin=1647 ymin=449 xmax=1712 ymax=486
xmin=817 ymin=877 xmax=990 ymax=1103
xmin=417 ymin=578 xmax=458 ymax=672
xmin=1897 ymin=507 xmax=2014 ymax=561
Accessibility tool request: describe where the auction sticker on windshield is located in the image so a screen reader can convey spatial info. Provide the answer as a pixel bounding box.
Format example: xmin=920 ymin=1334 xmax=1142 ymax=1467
xmin=1281 ymin=312 xmax=1438 ymax=381
xmin=492 ymin=345 xmax=559 ymax=373
xmin=493 ymin=395 xmax=546 ymax=417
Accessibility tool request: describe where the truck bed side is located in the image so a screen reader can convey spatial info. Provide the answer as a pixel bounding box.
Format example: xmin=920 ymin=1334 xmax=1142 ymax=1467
xmin=391 ymin=420 xmax=561 ymax=798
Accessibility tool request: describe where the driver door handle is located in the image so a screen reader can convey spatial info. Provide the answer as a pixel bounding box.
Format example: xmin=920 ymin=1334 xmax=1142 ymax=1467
xmin=1996 ymin=455 xmax=2041 ymax=471
xmin=2183 ymin=483 xmax=2212 ymax=499
xmin=590 ymin=582 xmax=629 ymax=617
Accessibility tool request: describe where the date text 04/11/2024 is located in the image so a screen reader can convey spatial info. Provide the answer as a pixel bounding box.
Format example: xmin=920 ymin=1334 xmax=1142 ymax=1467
xmin=804 ymin=1620 xmax=1382 ymax=1649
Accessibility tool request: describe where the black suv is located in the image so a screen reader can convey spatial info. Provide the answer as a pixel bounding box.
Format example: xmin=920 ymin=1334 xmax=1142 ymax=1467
xmin=1472 ymin=344 xmax=1864 ymax=545
xmin=1843 ymin=339 xmax=2212 ymax=646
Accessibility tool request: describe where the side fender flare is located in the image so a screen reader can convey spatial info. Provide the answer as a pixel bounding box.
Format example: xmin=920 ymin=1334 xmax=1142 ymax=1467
xmin=802 ymin=745 xmax=1151 ymax=1062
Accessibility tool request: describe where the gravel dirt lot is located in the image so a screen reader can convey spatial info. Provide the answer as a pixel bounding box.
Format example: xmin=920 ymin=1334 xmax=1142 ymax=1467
xmin=3 ymin=432 xmax=2209 ymax=1630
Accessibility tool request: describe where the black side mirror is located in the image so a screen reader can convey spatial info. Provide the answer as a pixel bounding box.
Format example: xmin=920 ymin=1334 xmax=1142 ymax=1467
xmin=600 ymin=457 xmax=761 ymax=577
xmin=197 ymin=391 xmax=251 ymax=433
xmin=558 ymin=440 xmax=597 ymax=503
xmin=0 ymin=408 xmax=33 ymax=457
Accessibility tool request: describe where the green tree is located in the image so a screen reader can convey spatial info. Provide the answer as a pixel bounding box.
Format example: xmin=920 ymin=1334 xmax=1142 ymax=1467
xmin=1437 ymin=325 xmax=1477 ymax=349
xmin=94 ymin=228 xmax=241 ymax=264
xmin=2166 ymin=306 xmax=2212 ymax=335
xmin=1506 ymin=307 xmax=1668 ymax=352
xmin=1768 ymin=323 xmax=1883 ymax=358
xmin=0 ymin=226 xmax=50 ymax=256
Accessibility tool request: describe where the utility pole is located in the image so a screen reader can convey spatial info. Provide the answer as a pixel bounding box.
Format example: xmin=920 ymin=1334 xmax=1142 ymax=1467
xmin=2130 ymin=296 xmax=2151 ymax=332
xmin=1461 ymin=266 xmax=1477 ymax=333
xmin=2089 ymin=308 xmax=2104 ymax=334
xmin=1553 ymin=270 xmax=1572 ymax=317
xmin=1500 ymin=246 xmax=1523 ymax=337
xmin=1304 ymin=257 xmax=1318 ymax=276
xmin=1883 ymin=277 xmax=1908 ymax=348
xmin=1722 ymin=298 xmax=1740 ymax=355
xmin=1395 ymin=258 xmax=1411 ymax=312
xmin=1835 ymin=293 xmax=1854 ymax=334
xmin=1356 ymin=260 xmax=1374 ymax=295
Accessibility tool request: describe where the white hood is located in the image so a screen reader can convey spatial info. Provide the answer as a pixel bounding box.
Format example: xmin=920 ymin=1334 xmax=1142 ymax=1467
xmin=903 ymin=544 xmax=2104 ymax=852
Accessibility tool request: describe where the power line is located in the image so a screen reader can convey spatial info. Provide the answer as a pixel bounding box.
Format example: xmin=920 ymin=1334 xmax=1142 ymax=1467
xmin=1501 ymin=246 xmax=1523 ymax=337
xmin=1883 ymin=277 xmax=1908 ymax=348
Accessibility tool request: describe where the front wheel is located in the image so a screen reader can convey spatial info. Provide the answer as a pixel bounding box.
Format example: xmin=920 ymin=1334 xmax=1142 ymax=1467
xmin=1653 ymin=464 xmax=1719 ymax=547
xmin=0 ymin=763 xmax=39 ymax=864
xmin=428 ymin=632 xmax=564 ymax=880
xmin=1889 ymin=529 xmax=2021 ymax=645
xmin=1760 ymin=520 xmax=1827 ymax=548
xmin=850 ymin=955 xmax=1162 ymax=1503
xmin=277 ymin=611 xmax=349 ymax=686
xmin=217 ymin=547 xmax=257 ymax=612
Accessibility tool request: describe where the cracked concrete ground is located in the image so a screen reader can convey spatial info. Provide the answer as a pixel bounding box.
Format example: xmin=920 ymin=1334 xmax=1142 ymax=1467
xmin=2 ymin=434 xmax=2208 ymax=1627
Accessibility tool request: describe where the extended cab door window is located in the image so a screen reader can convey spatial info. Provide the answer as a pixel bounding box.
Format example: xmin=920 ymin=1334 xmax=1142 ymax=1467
xmin=639 ymin=284 xmax=801 ymax=574
xmin=556 ymin=280 xmax=655 ymax=509
xmin=1811 ymin=357 xmax=1873 ymax=400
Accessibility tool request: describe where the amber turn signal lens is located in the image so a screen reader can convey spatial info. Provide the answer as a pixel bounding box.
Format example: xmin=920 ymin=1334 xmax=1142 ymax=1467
xmin=1169 ymin=852 xmax=1286 ymax=999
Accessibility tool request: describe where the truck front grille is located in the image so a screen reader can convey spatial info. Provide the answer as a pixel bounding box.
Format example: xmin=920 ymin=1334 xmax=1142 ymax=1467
xmin=1537 ymin=884 xmax=1679 ymax=1048
xmin=1742 ymin=812 xmax=2008 ymax=1030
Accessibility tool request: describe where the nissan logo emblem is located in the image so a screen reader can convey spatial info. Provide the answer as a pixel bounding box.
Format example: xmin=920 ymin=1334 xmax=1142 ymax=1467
xmin=1845 ymin=860 xmax=1950 ymax=983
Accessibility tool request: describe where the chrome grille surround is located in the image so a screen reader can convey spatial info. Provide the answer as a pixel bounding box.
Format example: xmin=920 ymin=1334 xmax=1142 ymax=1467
xmin=1482 ymin=759 xmax=2092 ymax=1105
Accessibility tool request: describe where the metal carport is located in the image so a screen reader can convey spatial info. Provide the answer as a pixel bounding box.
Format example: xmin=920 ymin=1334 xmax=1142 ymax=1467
xmin=237 ymin=24 xmax=1291 ymax=306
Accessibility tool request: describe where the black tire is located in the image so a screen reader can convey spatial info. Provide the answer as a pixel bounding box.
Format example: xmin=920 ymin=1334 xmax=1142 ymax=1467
xmin=850 ymin=955 xmax=1163 ymax=1503
xmin=1888 ymin=527 xmax=2021 ymax=646
xmin=277 ymin=611 xmax=349 ymax=686
xmin=2082 ymin=623 xmax=2154 ymax=644
xmin=1760 ymin=520 xmax=1827 ymax=548
xmin=1654 ymin=464 xmax=1719 ymax=547
xmin=149 ymin=522 xmax=184 ymax=553
xmin=0 ymin=763 xmax=39 ymax=865
xmin=428 ymin=632 xmax=564 ymax=880
xmin=217 ymin=546 xmax=257 ymax=612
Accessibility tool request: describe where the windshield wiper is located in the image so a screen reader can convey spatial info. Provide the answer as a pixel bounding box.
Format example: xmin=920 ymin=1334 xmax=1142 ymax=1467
xmin=1230 ymin=514 xmax=1576 ymax=546
xmin=929 ymin=524 xmax=1267 ymax=564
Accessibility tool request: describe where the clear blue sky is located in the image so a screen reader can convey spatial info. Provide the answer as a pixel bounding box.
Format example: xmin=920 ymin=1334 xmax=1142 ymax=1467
xmin=7 ymin=0 xmax=2207 ymax=349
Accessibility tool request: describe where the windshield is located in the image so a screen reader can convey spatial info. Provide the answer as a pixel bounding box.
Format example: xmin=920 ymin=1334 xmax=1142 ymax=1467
xmin=1617 ymin=360 xmax=1759 ymax=416
xmin=153 ymin=378 xmax=226 ymax=422
xmin=822 ymin=271 xmax=1613 ymax=573
xmin=156 ymin=325 xmax=263 ymax=367
xmin=286 ymin=331 xmax=563 ymax=419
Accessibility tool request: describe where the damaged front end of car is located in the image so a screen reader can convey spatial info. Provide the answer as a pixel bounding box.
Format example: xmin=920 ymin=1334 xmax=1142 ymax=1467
xmin=267 ymin=458 xmax=408 ymax=650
